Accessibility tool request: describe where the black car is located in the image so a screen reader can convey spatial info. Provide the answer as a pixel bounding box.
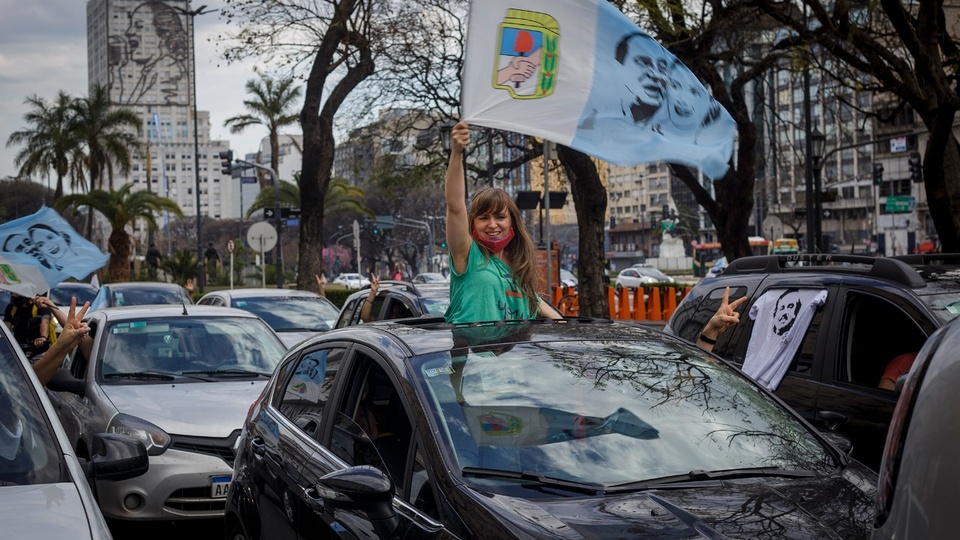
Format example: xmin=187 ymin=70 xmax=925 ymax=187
xmin=334 ymin=280 xmax=450 ymax=328
xmin=665 ymin=253 xmax=960 ymax=471
xmin=225 ymin=317 xmax=877 ymax=540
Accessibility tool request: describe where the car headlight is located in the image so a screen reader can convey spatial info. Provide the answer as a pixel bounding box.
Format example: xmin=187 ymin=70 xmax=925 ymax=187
xmin=107 ymin=413 xmax=172 ymax=456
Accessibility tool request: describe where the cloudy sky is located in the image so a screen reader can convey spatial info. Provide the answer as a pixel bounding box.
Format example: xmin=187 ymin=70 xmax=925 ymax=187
xmin=0 ymin=0 xmax=280 ymax=184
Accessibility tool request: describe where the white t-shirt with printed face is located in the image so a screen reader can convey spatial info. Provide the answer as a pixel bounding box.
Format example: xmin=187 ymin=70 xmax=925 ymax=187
xmin=742 ymin=289 xmax=828 ymax=391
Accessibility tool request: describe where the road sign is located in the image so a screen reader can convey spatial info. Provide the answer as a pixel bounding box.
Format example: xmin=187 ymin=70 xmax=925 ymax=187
xmin=246 ymin=221 xmax=278 ymax=253
xmin=280 ymin=207 xmax=301 ymax=219
xmin=885 ymin=195 xmax=915 ymax=214
xmin=264 ymin=208 xmax=275 ymax=219
xmin=227 ymin=240 xmax=234 ymax=254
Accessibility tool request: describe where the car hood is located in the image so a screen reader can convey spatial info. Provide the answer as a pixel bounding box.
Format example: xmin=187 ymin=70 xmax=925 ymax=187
xmin=0 ymin=483 xmax=101 ymax=539
xmin=468 ymin=468 xmax=875 ymax=539
xmin=103 ymin=381 xmax=267 ymax=437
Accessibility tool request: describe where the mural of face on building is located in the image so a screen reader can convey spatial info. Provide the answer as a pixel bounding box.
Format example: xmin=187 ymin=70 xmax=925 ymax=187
xmin=108 ymin=1 xmax=190 ymax=106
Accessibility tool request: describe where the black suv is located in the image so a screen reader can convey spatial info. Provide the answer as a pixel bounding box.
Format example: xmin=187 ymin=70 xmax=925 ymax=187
xmin=334 ymin=280 xmax=450 ymax=328
xmin=664 ymin=253 xmax=960 ymax=471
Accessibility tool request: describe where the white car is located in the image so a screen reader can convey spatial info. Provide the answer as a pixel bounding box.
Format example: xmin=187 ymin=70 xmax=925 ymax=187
xmin=0 ymin=322 xmax=147 ymax=538
xmin=559 ymin=268 xmax=578 ymax=288
xmin=332 ymin=273 xmax=371 ymax=289
xmin=47 ymin=305 xmax=287 ymax=521
xmin=411 ymin=272 xmax=448 ymax=284
xmin=615 ymin=266 xmax=675 ymax=292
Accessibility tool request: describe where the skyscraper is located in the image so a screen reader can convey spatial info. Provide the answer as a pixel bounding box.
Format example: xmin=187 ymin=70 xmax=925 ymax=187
xmin=86 ymin=0 xmax=235 ymax=236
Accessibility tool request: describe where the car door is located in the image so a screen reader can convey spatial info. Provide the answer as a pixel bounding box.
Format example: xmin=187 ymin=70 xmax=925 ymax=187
xmin=296 ymin=346 xmax=453 ymax=540
xmin=813 ymin=286 xmax=934 ymax=470
xmin=48 ymin=317 xmax=104 ymax=452
xmin=249 ymin=344 xmax=348 ymax=540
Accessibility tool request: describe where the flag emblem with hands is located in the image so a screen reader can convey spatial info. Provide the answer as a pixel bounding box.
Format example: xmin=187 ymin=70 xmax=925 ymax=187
xmin=462 ymin=0 xmax=736 ymax=179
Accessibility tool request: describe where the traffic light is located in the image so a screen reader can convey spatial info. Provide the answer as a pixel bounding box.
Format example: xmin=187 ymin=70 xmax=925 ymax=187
xmin=609 ymin=215 xmax=617 ymax=229
xmin=908 ymin=152 xmax=922 ymax=183
xmin=440 ymin=241 xmax=448 ymax=249
xmin=372 ymin=224 xmax=380 ymax=236
xmin=873 ymin=162 xmax=884 ymax=185
xmin=218 ymin=150 xmax=234 ymax=175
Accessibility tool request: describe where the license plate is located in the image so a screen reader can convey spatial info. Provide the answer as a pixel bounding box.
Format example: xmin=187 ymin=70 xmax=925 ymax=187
xmin=211 ymin=476 xmax=231 ymax=498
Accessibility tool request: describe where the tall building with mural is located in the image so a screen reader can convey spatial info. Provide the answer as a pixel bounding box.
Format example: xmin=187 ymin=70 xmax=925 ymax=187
xmin=86 ymin=0 xmax=236 ymax=250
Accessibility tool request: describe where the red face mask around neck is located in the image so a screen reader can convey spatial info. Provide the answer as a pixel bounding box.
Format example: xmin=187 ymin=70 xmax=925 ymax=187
xmin=471 ymin=227 xmax=515 ymax=254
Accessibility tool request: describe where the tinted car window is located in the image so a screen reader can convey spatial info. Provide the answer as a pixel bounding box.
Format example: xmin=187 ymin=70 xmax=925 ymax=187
xmin=277 ymin=347 xmax=346 ymax=442
xmin=49 ymin=284 xmax=98 ymax=307
xmin=231 ymin=296 xmax=338 ymax=332
xmin=0 ymin=336 xmax=61 ymax=485
xmin=413 ymin=338 xmax=835 ymax=489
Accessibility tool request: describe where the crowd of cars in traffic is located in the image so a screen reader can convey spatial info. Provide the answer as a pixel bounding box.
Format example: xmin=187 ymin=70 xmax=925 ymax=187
xmin=3 ymin=254 xmax=958 ymax=538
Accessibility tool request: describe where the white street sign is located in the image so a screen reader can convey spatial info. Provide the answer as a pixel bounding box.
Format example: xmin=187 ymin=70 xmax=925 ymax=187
xmin=246 ymin=221 xmax=278 ymax=253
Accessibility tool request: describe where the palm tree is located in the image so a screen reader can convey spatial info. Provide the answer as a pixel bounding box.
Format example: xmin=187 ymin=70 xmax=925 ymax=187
xmin=55 ymin=184 xmax=183 ymax=283
xmin=224 ymin=73 xmax=302 ymax=190
xmin=72 ymin=85 xmax=142 ymax=191
xmin=246 ymin=176 xmax=372 ymax=219
xmin=6 ymin=92 xmax=86 ymax=200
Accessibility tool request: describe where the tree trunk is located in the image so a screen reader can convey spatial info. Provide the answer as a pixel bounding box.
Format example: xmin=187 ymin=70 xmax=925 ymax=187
xmin=108 ymin=228 xmax=131 ymax=283
xmin=918 ymin=113 xmax=960 ymax=252
xmin=557 ymin=146 xmax=610 ymax=317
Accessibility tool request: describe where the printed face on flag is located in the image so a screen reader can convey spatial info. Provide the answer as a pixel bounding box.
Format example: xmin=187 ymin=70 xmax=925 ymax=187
xmin=461 ymin=0 xmax=736 ymax=179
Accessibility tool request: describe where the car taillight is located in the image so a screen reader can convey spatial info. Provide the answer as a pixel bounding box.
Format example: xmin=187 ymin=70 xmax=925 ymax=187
xmin=874 ymin=329 xmax=943 ymax=526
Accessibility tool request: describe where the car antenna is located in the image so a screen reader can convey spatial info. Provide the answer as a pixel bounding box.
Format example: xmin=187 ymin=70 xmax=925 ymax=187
xmin=181 ymin=301 xmax=189 ymax=316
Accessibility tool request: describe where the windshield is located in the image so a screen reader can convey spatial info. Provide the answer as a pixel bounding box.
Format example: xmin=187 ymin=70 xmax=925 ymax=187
xmin=0 ymin=333 xmax=62 ymax=485
xmin=232 ymin=296 xmax=338 ymax=332
xmin=49 ymin=285 xmax=97 ymax=306
xmin=98 ymin=317 xmax=286 ymax=381
xmin=107 ymin=286 xmax=191 ymax=307
xmin=413 ymin=338 xmax=834 ymax=489
xmin=917 ymin=290 xmax=960 ymax=324
xmin=636 ymin=267 xmax=669 ymax=280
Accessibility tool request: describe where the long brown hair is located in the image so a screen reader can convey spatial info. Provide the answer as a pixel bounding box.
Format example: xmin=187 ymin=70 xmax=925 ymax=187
xmin=468 ymin=188 xmax=540 ymax=312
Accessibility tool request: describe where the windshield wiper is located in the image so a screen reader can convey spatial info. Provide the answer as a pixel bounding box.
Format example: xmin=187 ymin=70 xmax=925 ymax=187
xmin=462 ymin=467 xmax=605 ymax=495
xmin=103 ymin=371 xmax=177 ymax=381
xmin=180 ymin=368 xmax=270 ymax=378
xmin=606 ymin=467 xmax=816 ymax=493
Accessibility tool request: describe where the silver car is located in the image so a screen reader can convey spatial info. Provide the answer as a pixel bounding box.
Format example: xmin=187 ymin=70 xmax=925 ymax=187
xmin=331 ymin=272 xmax=370 ymax=289
xmin=873 ymin=316 xmax=960 ymax=539
xmin=197 ymin=288 xmax=340 ymax=348
xmin=0 ymin=320 xmax=147 ymax=538
xmin=47 ymin=305 xmax=287 ymax=521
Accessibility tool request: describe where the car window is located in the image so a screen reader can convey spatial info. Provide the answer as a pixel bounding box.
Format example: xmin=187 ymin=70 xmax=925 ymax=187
xmin=670 ymin=285 xmax=750 ymax=352
xmin=0 ymin=334 xmax=61 ymax=485
xmin=98 ymin=317 xmax=284 ymax=378
xmin=840 ymin=292 xmax=928 ymax=390
xmin=277 ymin=347 xmax=346 ymax=442
xmin=232 ymin=296 xmax=338 ymax=332
xmin=412 ymin=338 xmax=835 ymax=489
xmin=332 ymin=355 xmax=412 ymax=491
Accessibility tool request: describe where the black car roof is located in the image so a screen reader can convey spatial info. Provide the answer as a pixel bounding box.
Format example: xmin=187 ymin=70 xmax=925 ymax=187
xmin=722 ymin=254 xmax=927 ymax=288
xmin=311 ymin=317 xmax=676 ymax=358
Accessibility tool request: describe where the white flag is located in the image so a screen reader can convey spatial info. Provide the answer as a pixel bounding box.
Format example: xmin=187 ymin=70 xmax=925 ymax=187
xmin=461 ymin=0 xmax=736 ymax=179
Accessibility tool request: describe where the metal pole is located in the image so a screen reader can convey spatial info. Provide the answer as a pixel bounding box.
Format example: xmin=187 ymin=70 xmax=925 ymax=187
xmin=487 ymin=128 xmax=494 ymax=187
xmin=237 ymin=160 xmax=283 ymax=288
xmin=189 ymin=9 xmax=204 ymax=291
xmin=803 ymin=66 xmax=816 ymax=254
xmin=543 ymin=141 xmax=552 ymax=295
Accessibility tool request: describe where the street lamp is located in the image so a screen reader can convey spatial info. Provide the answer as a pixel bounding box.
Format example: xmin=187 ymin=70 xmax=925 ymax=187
xmin=174 ymin=3 xmax=214 ymax=291
xmin=810 ymin=128 xmax=826 ymax=253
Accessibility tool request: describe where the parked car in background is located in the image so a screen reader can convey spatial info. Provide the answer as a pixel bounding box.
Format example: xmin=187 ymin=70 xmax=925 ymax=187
xmin=48 ymin=281 xmax=99 ymax=307
xmin=331 ymin=273 xmax=371 ymax=290
xmin=559 ymin=268 xmax=578 ymax=288
xmin=411 ymin=272 xmax=448 ymax=284
xmin=615 ymin=265 xmax=675 ymax=292
xmin=873 ymin=317 xmax=960 ymax=538
xmin=334 ymin=281 xmax=450 ymax=328
xmin=708 ymin=257 xmax=727 ymax=277
xmin=47 ymin=305 xmax=287 ymax=522
xmin=198 ymin=288 xmax=340 ymax=348
xmin=0 ymin=319 xmax=148 ymax=538
xmin=88 ymin=281 xmax=192 ymax=311
xmin=226 ymin=318 xmax=876 ymax=540
xmin=665 ymin=253 xmax=960 ymax=471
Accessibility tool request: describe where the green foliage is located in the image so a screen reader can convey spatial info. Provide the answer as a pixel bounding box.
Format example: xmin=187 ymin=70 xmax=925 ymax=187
xmin=160 ymin=248 xmax=198 ymax=283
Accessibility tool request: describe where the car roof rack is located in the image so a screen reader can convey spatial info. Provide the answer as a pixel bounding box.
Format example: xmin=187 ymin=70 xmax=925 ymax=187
xmin=722 ymin=254 xmax=926 ymax=288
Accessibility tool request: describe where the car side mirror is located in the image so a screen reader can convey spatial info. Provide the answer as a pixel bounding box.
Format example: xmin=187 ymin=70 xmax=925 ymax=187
xmin=47 ymin=368 xmax=85 ymax=397
xmin=316 ymin=466 xmax=398 ymax=539
xmin=89 ymin=433 xmax=149 ymax=482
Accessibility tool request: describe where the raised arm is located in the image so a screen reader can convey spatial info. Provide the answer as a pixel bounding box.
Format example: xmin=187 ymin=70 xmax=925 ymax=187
xmin=446 ymin=121 xmax=473 ymax=275
xmin=697 ymin=286 xmax=747 ymax=352
xmin=32 ymin=296 xmax=90 ymax=385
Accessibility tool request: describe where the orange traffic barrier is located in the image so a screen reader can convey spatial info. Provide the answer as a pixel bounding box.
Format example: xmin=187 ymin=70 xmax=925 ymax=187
xmin=552 ymin=286 xmax=562 ymax=306
xmin=663 ymin=285 xmax=678 ymax=319
xmin=647 ymin=286 xmax=662 ymax=321
xmin=632 ymin=285 xmax=647 ymax=321
xmin=618 ymin=286 xmax=631 ymax=320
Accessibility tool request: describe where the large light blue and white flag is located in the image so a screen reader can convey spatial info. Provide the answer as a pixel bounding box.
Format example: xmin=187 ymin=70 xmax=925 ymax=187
xmin=0 ymin=206 xmax=109 ymax=296
xmin=461 ymin=0 xmax=736 ymax=179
